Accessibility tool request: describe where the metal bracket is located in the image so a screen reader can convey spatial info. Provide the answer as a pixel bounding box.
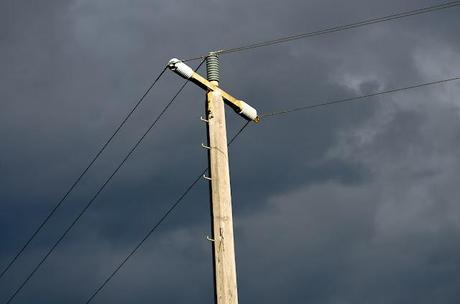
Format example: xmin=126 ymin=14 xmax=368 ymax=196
xmin=206 ymin=236 xmax=215 ymax=242
xmin=201 ymin=143 xmax=211 ymax=150
xmin=200 ymin=116 xmax=209 ymax=123
xmin=203 ymin=175 xmax=212 ymax=181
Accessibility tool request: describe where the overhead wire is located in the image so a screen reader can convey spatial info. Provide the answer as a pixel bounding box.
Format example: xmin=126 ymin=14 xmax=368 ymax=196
xmin=2 ymin=59 xmax=206 ymax=304
xmin=182 ymin=1 xmax=460 ymax=61
xmin=84 ymin=120 xmax=251 ymax=304
xmin=261 ymin=76 xmax=460 ymax=118
xmin=0 ymin=66 xmax=167 ymax=283
xmin=4 ymin=0 xmax=459 ymax=299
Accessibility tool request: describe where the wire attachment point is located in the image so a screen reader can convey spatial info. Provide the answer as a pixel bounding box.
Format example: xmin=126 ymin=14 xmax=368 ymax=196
xmin=201 ymin=143 xmax=211 ymax=150
xmin=203 ymin=175 xmax=212 ymax=181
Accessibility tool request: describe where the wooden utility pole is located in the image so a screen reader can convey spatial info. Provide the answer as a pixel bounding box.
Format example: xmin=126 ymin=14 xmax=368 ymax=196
xmin=205 ymin=53 xmax=239 ymax=304
xmin=167 ymin=55 xmax=259 ymax=304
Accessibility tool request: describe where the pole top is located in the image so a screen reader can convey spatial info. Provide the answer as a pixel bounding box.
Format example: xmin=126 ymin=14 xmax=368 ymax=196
xmin=167 ymin=56 xmax=260 ymax=123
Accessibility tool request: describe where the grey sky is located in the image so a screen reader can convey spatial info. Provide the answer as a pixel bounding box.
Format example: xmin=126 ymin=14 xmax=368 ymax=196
xmin=1 ymin=0 xmax=460 ymax=303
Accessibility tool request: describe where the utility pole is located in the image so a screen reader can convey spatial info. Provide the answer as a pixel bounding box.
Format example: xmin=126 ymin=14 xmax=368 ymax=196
xmin=205 ymin=53 xmax=238 ymax=304
xmin=168 ymin=55 xmax=259 ymax=304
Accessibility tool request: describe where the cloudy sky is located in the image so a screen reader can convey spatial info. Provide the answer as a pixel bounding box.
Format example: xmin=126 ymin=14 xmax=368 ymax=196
xmin=1 ymin=0 xmax=460 ymax=303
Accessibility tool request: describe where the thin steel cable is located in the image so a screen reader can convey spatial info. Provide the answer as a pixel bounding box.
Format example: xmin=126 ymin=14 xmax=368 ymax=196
xmin=182 ymin=55 xmax=207 ymax=63
xmin=85 ymin=120 xmax=251 ymax=304
xmin=0 ymin=67 xmax=167 ymax=283
xmin=228 ymin=121 xmax=251 ymax=145
xmin=262 ymin=76 xmax=460 ymax=118
xmin=183 ymin=1 xmax=460 ymax=61
xmin=2 ymin=60 xmax=205 ymax=304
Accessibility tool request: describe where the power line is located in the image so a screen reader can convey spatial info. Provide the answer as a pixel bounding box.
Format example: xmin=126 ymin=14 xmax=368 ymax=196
xmin=261 ymin=76 xmax=460 ymax=118
xmin=2 ymin=60 xmax=205 ymax=304
xmin=0 ymin=67 xmax=167 ymax=283
xmin=183 ymin=1 xmax=460 ymax=61
xmin=85 ymin=121 xmax=251 ymax=304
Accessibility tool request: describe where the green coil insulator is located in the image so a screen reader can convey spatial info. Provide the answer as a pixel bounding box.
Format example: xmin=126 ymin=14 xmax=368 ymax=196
xmin=206 ymin=53 xmax=219 ymax=82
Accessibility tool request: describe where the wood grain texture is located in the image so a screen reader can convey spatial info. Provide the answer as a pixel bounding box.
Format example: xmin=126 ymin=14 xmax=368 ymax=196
xmin=206 ymin=82 xmax=239 ymax=304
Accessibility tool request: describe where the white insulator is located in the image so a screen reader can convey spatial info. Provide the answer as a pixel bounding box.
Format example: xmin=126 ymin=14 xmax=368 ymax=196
xmin=238 ymin=101 xmax=258 ymax=121
xmin=168 ymin=58 xmax=194 ymax=79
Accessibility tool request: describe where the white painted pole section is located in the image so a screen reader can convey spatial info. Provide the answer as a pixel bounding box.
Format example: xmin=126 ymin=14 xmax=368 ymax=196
xmin=207 ymin=83 xmax=239 ymax=304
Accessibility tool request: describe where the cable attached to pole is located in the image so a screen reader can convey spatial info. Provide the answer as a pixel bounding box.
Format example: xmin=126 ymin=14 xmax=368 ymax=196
xmin=0 ymin=67 xmax=167 ymax=283
xmin=261 ymin=76 xmax=460 ymax=118
xmin=183 ymin=1 xmax=460 ymax=61
xmin=2 ymin=60 xmax=205 ymax=304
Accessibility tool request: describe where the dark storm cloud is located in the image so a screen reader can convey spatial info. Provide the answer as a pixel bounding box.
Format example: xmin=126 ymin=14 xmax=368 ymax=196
xmin=1 ymin=0 xmax=460 ymax=303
